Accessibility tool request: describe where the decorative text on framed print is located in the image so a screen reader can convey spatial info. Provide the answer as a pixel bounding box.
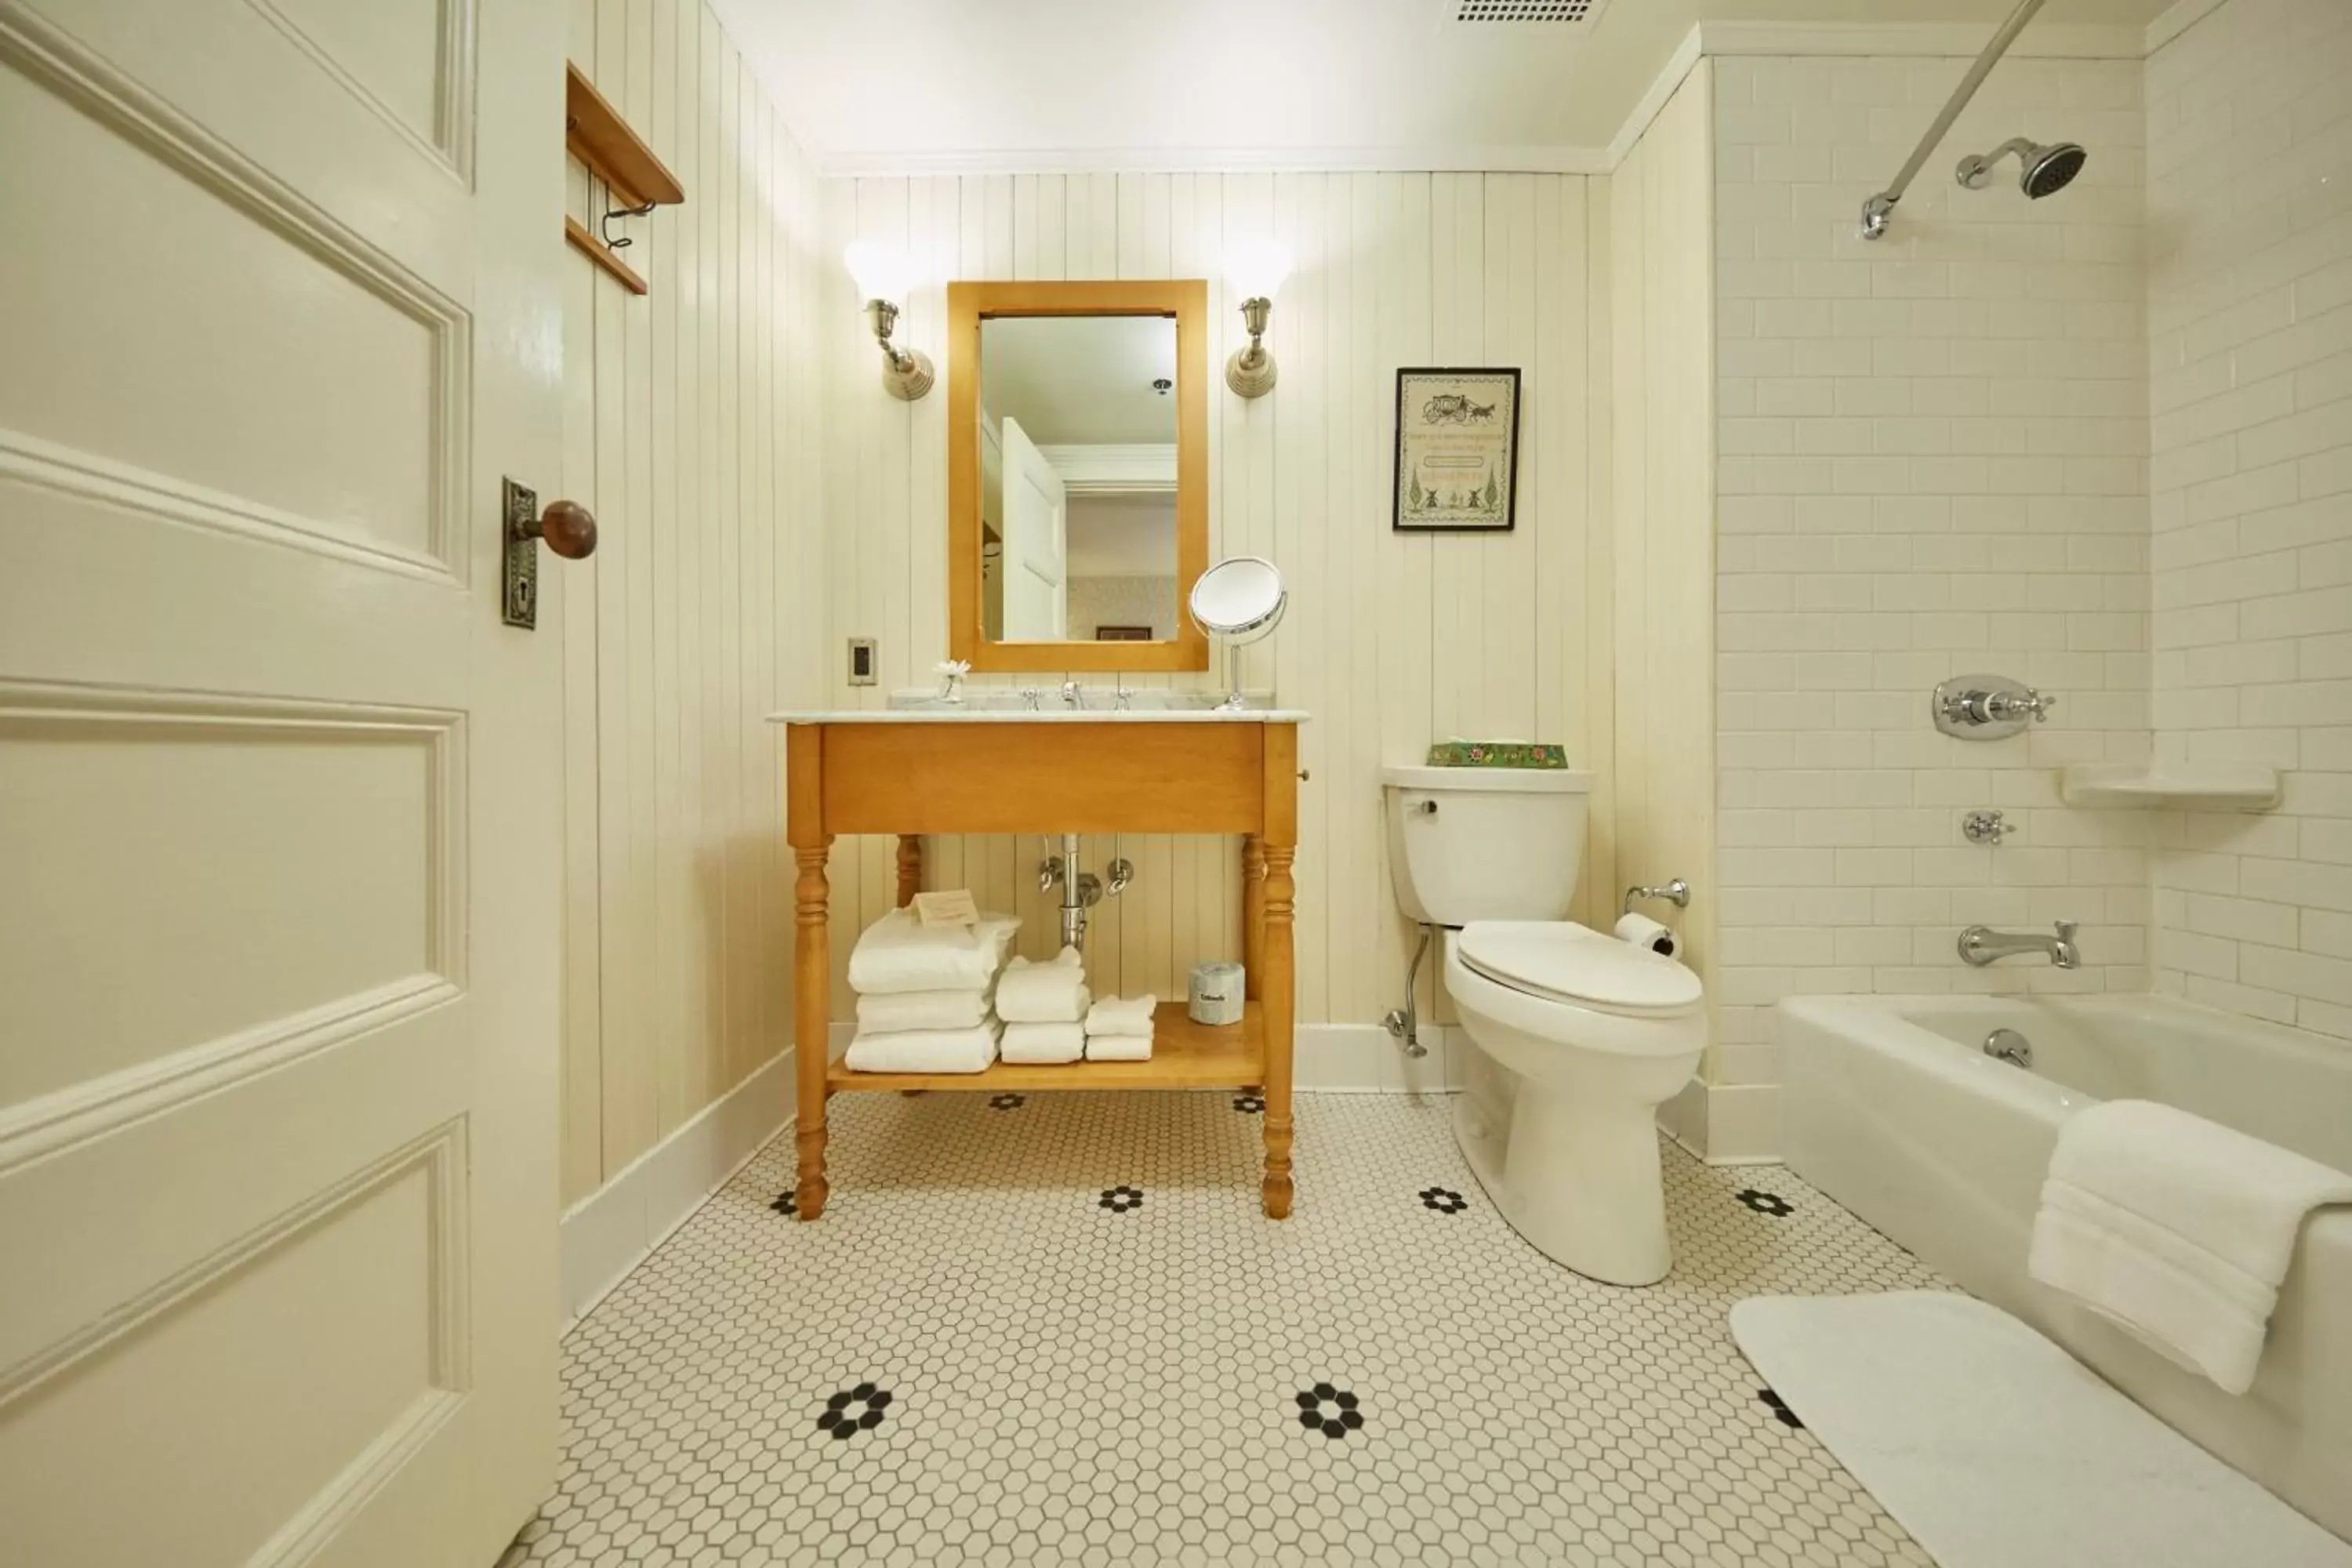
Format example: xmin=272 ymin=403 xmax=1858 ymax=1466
xmin=1393 ymin=368 xmax=1521 ymax=533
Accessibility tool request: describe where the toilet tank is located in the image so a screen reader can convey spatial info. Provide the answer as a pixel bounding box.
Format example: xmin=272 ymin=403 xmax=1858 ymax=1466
xmin=1381 ymin=766 xmax=1593 ymax=927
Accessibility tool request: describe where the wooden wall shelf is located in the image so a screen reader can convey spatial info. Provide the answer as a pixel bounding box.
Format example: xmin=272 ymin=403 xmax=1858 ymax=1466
xmin=564 ymin=62 xmax=681 ymax=295
xmin=565 ymin=64 xmax=682 ymax=209
xmin=565 ymin=216 xmax=648 ymax=295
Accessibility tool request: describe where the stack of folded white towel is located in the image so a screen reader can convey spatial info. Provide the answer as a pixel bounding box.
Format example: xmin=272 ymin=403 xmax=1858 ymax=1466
xmin=997 ymin=946 xmax=1092 ymax=1063
xmin=844 ymin=906 xmax=1018 ymax=1074
xmin=1085 ymin=993 xmax=1157 ymax=1062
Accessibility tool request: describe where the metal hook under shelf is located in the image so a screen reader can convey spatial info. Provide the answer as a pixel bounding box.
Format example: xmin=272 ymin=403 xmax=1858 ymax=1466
xmin=600 ymin=200 xmax=655 ymax=250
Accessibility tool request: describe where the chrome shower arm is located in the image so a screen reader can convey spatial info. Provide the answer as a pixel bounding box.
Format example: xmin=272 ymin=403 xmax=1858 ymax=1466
xmin=1860 ymin=0 xmax=2049 ymax=239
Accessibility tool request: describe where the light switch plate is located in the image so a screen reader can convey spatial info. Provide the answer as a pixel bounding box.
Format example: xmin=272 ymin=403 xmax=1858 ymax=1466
xmin=848 ymin=638 xmax=877 ymax=685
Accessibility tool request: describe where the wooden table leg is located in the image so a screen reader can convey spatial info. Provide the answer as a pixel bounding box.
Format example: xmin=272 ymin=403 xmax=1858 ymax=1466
xmin=1261 ymin=842 xmax=1295 ymax=1219
xmin=786 ymin=724 xmax=832 ymax=1220
xmin=1242 ymin=835 xmax=1266 ymax=1001
xmin=793 ymin=843 xmax=832 ymax=1219
xmin=1259 ymin=725 xmax=1298 ymax=1219
xmin=896 ymin=834 xmax=923 ymax=909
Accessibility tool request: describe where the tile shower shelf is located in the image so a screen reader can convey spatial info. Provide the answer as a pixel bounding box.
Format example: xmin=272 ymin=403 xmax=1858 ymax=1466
xmin=2058 ymin=763 xmax=2282 ymax=811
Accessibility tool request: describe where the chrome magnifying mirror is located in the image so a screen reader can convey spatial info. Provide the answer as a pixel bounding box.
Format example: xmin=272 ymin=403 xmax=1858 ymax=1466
xmin=1188 ymin=556 xmax=1287 ymax=710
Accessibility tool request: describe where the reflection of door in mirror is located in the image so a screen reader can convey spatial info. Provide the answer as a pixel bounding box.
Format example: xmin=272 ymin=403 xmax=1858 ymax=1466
xmin=999 ymin=416 xmax=1067 ymax=640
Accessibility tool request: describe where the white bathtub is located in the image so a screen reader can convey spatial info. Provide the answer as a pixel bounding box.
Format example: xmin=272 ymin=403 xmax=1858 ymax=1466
xmin=1780 ymin=993 xmax=2352 ymax=1543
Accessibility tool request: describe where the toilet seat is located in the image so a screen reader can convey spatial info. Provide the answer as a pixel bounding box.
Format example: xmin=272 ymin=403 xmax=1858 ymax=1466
xmin=1457 ymin=921 xmax=1703 ymax=1020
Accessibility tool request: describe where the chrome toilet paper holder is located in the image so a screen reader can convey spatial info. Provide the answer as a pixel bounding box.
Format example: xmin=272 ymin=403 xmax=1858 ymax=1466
xmin=1623 ymin=879 xmax=1692 ymax=916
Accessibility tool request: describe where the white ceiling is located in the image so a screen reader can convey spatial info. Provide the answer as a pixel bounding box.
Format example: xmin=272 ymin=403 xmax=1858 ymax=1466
xmin=981 ymin=316 xmax=1180 ymax=445
xmin=717 ymin=0 xmax=2174 ymax=170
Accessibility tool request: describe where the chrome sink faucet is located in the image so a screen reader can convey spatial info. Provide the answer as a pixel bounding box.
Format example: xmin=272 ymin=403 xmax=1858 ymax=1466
xmin=1061 ymin=678 xmax=1083 ymax=710
xmin=1958 ymin=920 xmax=2079 ymax=969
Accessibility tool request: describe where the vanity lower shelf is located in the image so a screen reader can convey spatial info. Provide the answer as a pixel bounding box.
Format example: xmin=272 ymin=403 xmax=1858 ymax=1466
xmin=828 ymin=1003 xmax=1261 ymax=1093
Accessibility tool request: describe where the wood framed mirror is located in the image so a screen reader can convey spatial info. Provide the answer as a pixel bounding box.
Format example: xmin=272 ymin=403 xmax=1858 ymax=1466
xmin=949 ymin=280 xmax=1209 ymax=672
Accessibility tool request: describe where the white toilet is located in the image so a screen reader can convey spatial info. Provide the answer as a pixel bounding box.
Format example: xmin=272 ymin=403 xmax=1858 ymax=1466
xmin=1382 ymin=766 xmax=1705 ymax=1286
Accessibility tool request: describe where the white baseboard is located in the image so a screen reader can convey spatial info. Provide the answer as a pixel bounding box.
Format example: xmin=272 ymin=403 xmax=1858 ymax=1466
xmin=1658 ymin=1077 xmax=1782 ymax=1166
xmin=560 ymin=1047 xmax=795 ymax=1331
xmin=1699 ymin=1083 xmax=1781 ymax=1165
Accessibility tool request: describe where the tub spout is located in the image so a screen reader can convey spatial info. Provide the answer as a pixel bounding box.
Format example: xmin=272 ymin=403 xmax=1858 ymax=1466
xmin=1958 ymin=919 xmax=2079 ymax=969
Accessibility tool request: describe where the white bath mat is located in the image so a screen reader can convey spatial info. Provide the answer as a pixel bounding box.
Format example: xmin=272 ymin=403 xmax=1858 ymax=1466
xmin=1730 ymin=1292 xmax=2352 ymax=1568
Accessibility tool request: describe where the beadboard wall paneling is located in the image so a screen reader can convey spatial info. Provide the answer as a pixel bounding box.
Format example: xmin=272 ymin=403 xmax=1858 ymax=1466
xmin=2145 ymin=0 xmax=2352 ymax=1042
xmin=559 ymin=0 xmax=826 ymax=1206
xmin=1711 ymin=53 xmax=2156 ymax=1092
xmin=1610 ymin=64 xmax=1722 ymax=1058
xmin=818 ymin=172 xmax=1614 ymax=1025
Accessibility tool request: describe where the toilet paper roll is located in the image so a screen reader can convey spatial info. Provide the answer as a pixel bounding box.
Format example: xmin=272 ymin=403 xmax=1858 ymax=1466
xmin=1614 ymin=912 xmax=1681 ymax=960
xmin=1189 ymin=960 xmax=1246 ymax=1026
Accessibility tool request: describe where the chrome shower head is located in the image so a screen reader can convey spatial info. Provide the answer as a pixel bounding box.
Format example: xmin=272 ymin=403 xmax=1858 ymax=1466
xmin=1957 ymin=138 xmax=2088 ymax=198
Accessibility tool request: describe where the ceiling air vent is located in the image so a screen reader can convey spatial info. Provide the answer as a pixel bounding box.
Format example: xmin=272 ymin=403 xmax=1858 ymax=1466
xmin=1453 ymin=0 xmax=1608 ymax=24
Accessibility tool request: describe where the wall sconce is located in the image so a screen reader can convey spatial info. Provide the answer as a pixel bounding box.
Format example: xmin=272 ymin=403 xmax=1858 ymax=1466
xmin=1222 ymin=238 xmax=1292 ymax=399
xmin=844 ymin=241 xmax=934 ymax=401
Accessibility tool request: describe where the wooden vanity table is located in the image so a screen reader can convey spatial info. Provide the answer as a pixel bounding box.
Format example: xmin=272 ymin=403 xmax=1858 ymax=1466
xmin=779 ymin=712 xmax=1305 ymax=1221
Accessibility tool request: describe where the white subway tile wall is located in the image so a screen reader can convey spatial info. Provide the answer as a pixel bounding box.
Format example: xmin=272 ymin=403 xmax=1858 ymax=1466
xmin=1712 ymin=55 xmax=2155 ymax=1089
xmin=2147 ymin=0 xmax=2352 ymax=1043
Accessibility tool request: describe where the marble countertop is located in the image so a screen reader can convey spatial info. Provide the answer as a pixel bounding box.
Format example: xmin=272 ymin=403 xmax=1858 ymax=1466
xmin=768 ymin=707 xmax=1312 ymax=724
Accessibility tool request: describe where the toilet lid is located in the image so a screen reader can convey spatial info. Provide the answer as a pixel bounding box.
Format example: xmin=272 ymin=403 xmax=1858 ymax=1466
xmin=1456 ymin=922 xmax=1704 ymax=1018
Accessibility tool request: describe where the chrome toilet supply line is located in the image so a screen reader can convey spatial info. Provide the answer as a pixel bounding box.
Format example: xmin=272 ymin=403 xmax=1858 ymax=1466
xmin=1623 ymin=879 xmax=1692 ymax=917
xmin=1382 ymin=926 xmax=1433 ymax=1060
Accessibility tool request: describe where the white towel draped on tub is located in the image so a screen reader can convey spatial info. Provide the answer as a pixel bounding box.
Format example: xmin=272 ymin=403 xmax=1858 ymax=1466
xmin=997 ymin=946 xmax=1091 ymax=1023
xmin=846 ymin=909 xmax=1018 ymax=996
xmin=1085 ymin=995 xmax=1158 ymax=1038
xmin=2027 ymin=1098 xmax=2352 ymax=1394
xmin=844 ymin=1022 xmax=1000 ymax=1075
xmin=1001 ymin=1021 xmax=1086 ymax=1065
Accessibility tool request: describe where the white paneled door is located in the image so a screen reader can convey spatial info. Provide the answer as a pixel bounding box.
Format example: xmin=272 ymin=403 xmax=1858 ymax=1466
xmin=0 ymin=0 xmax=565 ymax=1563
xmin=999 ymin=415 xmax=1069 ymax=641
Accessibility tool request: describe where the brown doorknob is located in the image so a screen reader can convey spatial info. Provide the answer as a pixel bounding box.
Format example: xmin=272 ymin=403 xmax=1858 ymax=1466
xmin=519 ymin=498 xmax=597 ymax=559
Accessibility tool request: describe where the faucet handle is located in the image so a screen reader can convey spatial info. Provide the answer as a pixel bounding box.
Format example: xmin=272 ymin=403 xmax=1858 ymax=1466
xmin=1994 ymin=688 xmax=2056 ymax=724
xmin=2054 ymin=918 xmax=2078 ymax=941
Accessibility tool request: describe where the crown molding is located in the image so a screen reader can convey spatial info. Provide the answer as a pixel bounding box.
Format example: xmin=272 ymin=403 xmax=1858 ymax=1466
xmin=2144 ymin=0 xmax=2228 ymax=54
xmin=708 ymin=7 xmax=2154 ymax=187
xmin=1693 ymin=19 xmax=2145 ymax=60
xmin=808 ymin=143 xmax=1614 ymax=178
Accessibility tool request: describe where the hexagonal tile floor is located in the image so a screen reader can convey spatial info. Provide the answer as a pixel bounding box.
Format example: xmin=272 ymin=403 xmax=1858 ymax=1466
xmin=504 ymin=1091 xmax=1947 ymax=1567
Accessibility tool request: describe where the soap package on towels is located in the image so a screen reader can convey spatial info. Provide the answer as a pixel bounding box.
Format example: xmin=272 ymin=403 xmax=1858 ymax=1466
xmin=997 ymin=946 xmax=1091 ymax=1023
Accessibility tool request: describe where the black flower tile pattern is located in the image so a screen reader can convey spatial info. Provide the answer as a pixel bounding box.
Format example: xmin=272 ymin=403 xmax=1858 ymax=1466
xmin=1417 ymin=1185 xmax=1469 ymax=1214
xmin=1759 ymin=1387 xmax=1806 ymax=1430
xmin=1232 ymin=1094 xmax=1265 ymax=1114
xmin=510 ymin=1094 xmax=1949 ymax=1568
xmin=816 ymin=1382 xmax=893 ymax=1440
xmin=1738 ymin=1187 xmax=1796 ymax=1218
xmin=1097 ymin=1185 xmax=1145 ymax=1214
xmin=987 ymin=1093 xmax=1025 ymax=1111
xmin=768 ymin=1189 xmax=796 ymax=1217
xmin=1295 ymin=1382 xmax=1365 ymax=1439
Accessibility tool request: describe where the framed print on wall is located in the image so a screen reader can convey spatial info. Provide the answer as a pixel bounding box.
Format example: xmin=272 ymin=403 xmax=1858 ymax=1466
xmin=1392 ymin=368 xmax=1522 ymax=533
